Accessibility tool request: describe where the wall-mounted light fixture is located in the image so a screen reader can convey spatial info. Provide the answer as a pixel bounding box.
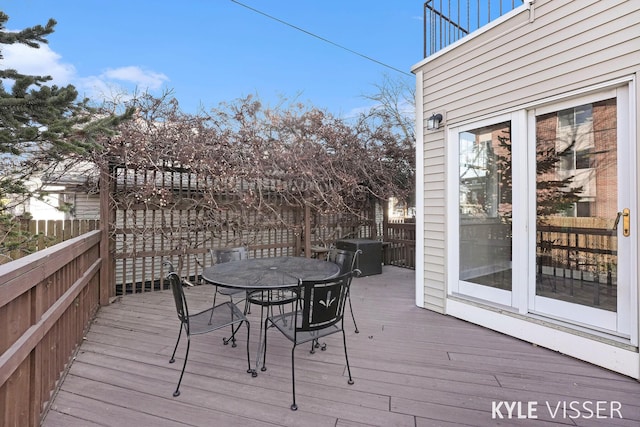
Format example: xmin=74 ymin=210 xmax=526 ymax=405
xmin=427 ymin=113 xmax=443 ymax=130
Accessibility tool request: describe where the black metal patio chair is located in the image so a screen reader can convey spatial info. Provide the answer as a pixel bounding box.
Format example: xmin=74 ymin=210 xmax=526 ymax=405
xmin=309 ymin=248 xmax=361 ymax=353
xmin=210 ymin=246 xmax=250 ymax=346
xmin=262 ymin=270 xmax=357 ymax=410
xmin=166 ymin=267 xmax=252 ymax=397
xmin=328 ymin=248 xmax=362 ymax=333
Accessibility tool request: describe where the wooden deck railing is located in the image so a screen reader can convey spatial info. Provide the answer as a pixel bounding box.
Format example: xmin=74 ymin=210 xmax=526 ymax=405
xmin=537 ymin=224 xmax=617 ymax=284
xmin=0 ymin=230 xmax=102 ymax=427
xmin=383 ymin=220 xmax=416 ymax=269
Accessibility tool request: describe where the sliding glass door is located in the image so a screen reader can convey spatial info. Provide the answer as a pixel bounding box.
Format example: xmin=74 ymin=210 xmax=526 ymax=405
xmin=449 ymin=83 xmax=636 ymax=340
xmin=530 ymin=87 xmax=635 ymax=337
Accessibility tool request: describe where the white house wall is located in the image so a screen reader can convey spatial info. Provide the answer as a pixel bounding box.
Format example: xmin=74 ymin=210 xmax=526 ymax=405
xmin=73 ymin=193 xmax=101 ymax=220
xmin=423 ymin=132 xmax=446 ymax=313
xmin=27 ymin=192 xmax=66 ymax=220
xmin=412 ymin=0 xmax=640 ymax=378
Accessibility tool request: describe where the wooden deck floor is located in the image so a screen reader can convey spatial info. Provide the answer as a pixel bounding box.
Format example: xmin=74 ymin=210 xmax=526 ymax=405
xmin=42 ymin=266 xmax=640 ymax=426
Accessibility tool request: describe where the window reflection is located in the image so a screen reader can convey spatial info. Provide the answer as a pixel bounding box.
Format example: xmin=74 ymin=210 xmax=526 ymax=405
xmin=459 ymin=122 xmax=512 ymax=291
xmin=536 ymin=98 xmax=618 ymax=311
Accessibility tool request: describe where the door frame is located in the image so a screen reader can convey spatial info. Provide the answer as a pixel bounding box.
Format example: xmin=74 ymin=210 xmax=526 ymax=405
xmin=526 ymin=83 xmax=637 ymax=342
xmin=447 ymin=111 xmax=528 ymax=309
xmin=446 ymin=77 xmax=638 ymax=345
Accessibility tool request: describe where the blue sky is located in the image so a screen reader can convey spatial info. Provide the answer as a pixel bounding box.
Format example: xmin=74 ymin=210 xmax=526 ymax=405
xmin=2 ymin=1 xmax=423 ymax=118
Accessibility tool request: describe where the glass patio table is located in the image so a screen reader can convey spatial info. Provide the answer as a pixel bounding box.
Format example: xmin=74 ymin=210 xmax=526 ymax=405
xmin=202 ymin=256 xmax=340 ymax=290
xmin=201 ymin=256 xmax=340 ymax=374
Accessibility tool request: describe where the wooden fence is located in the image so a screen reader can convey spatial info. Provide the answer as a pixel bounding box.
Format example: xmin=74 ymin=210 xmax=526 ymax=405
xmin=15 ymin=213 xmax=414 ymax=295
xmin=106 ymin=165 xmax=386 ymax=295
xmin=27 ymin=219 xmax=100 ymax=246
xmin=111 ymin=206 xmax=381 ymax=295
xmin=0 ymin=230 xmax=102 ymax=427
xmin=3 ymin=219 xmax=101 ymax=265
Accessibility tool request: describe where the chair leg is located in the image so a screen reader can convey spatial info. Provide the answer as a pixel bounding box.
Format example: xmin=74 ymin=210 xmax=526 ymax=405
xmin=213 ymin=291 xmax=246 ymax=347
xmin=245 ymin=290 xmax=252 ymax=314
xmin=342 ymin=329 xmax=354 ymax=385
xmin=244 ymin=321 xmax=257 ymax=377
xmin=224 ymin=294 xmax=252 ymax=346
xmin=169 ymin=326 xmax=183 ymax=363
xmin=173 ymin=336 xmax=191 ymax=397
xmin=223 ymin=295 xmax=238 ymax=347
xmin=310 ymin=338 xmax=326 ymax=354
xmin=225 ymin=322 xmax=243 ymax=347
xmin=208 ymin=288 xmax=219 ymax=325
xmin=347 ymin=290 xmax=359 ymax=333
xmin=290 ymin=343 xmax=298 ymax=411
xmin=261 ymin=315 xmax=269 ymax=372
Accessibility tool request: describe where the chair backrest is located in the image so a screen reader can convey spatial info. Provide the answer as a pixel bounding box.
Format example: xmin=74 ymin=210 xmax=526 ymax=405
xmin=296 ymin=271 xmax=354 ymax=333
xmin=211 ymin=246 xmax=248 ymax=264
xmin=327 ymin=248 xmax=355 ymax=275
xmin=349 ymin=249 xmax=362 ymax=272
xmin=328 ymin=248 xmax=362 ymax=274
xmin=164 ymin=260 xmax=176 ymax=272
xmin=167 ymin=271 xmax=189 ymax=324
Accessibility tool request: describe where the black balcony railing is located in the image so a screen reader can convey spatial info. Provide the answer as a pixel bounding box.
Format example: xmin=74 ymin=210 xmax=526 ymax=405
xmin=423 ymin=0 xmax=525 ymax=57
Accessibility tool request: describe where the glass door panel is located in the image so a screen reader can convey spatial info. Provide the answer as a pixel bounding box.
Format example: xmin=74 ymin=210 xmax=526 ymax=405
xmin=531 ymin=87 xmax=635 ymax=338
xmin=459 ymin=121 xmax=512 ymax=296
xmin=535 ymin=99 xmax=617 ymax=311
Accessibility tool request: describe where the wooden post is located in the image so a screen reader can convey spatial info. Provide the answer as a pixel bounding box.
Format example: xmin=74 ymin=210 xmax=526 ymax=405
xmin=371 ymin=199 xmax=378 ymax=239
xmin=29 ymin=280 xmax=44 ymax=426
xmin=304 ymin=204 xmax=311 ymax=258
xmin=382 ymin=199 xmax=389 ymax=242
xmin=382 ymin=199 xmax=390 ymax=265
xmin=99 ymin=164 xmax=115 ymax=305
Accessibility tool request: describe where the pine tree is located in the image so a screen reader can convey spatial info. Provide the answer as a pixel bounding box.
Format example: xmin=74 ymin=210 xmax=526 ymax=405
xmin=0 ymin=12 xmax=132 ymax=262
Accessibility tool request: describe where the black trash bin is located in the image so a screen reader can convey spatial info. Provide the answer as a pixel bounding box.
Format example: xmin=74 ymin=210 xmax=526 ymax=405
xmin=335 ymin=239 xmax=382 ymax=276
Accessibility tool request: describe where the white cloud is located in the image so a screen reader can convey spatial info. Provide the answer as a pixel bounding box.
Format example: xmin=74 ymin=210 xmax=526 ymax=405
xmin=2 ymin=42 xmax=168 ymax=102
xmin=75 ymin=75 xmax=133 ymax=103
xmin=2 ymin=42 xmax=76 ymax=85
xmin=76 ymin=67 xmax=169 ymax=102
xmin=102 ymin=66 xmax=168 ymax=90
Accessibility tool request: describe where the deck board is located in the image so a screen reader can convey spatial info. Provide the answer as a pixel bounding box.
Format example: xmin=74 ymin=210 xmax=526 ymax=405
xmin=42 ymin=266 xmax=640 ymax=426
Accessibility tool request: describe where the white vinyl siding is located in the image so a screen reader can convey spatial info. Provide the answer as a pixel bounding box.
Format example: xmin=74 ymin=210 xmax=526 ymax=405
xmin=417 ymin=0 xmax=638 ymax=123
xmin=422 ymin=118 xmax=447 ymax=313
xmin=412 ymin=0 xmax=640 ymax=313
xmin=73 ymin=193 xmax=101 ymax=220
